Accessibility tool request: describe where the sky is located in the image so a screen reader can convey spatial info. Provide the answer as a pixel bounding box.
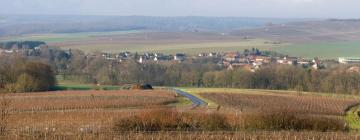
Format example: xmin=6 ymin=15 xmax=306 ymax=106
xmin=0 ymin=0 xmax=359 ymax=18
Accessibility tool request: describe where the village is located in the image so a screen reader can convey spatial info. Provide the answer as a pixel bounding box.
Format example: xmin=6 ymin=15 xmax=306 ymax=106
xmin=1 ymin=43 xmax=360 ymax=73
xmin=94 ymin=48 xmax=324 ymax=71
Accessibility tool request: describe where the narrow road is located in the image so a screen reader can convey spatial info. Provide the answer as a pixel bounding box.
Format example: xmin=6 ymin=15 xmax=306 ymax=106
xmin=174 ymin=89 xmax=207 ymax=107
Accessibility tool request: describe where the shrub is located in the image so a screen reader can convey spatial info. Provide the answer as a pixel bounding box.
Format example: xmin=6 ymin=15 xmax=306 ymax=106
xmin=131 ymin=84 xmax=153 ymax=90
xmin=113 ymin=109 xmax=230 ymax=132
xmin=113 ymin=109 xmax=348 ymax=132
xmin=242 ymin=110 xmax=347 ymax=132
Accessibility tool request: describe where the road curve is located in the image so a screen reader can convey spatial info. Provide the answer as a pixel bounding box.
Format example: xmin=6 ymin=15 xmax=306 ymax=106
xmin=174 ymin=88 xmax=207 ymax=107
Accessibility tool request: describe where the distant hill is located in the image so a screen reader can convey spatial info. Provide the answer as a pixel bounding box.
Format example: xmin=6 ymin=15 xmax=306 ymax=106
xmin=0 ymin=15 xmax=304 ymax=36
xmin=231 ymin=19 xmax=360 ymax=43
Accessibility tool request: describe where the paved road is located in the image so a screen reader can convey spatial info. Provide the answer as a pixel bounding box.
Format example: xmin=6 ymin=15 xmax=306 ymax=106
xmin=174 ymin=89 xmax=207 ymax=107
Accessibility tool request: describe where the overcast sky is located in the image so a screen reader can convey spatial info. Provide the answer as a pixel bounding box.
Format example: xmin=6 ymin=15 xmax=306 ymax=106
xmin=0 ymin=0 xmax=359 ymax=18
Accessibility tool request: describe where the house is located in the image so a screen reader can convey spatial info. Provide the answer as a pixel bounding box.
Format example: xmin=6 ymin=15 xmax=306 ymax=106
xmin=311 ymin=57 xmax=322 ymax=69
xmin=277 ymin=56 xmax=298 ymax=65
xmin=208 ymin=52 xmax=218 ymax=57
xmin=154 ymin=56 xmax=169 ymax=62
xmin=198 ymin=53 xmax=207 ymax=57
xmin=174 ymin=53 xmax=186 ymax=61
xmin=117 ymin=52 xmax=130 ymax=59
xmin=255 ymin=56 xmax=271 ymax=63
xmin=101 ymin=53 xmax=116 ymax=60
xmin=144 ymin=53 xmax=154 ymax=58
xmin=239 ymin=58 xmax=250 ymax=64
xmin=154 ymin=53 xmax=163 ymax=57
xmin=124 ymin=52 xmax=131 ymax=57
xmin=312 ymin=57 xmax=321 ymax=64
xmin=224 ymin=52 xmax=240 ymax=62
xmin=246 ymin=55 xmax=257 ymax=62
xmin=4 ymin=50 xmax=14 ymax=53
xmin=227 ymin=63 xmax=254 ymax=72
xmin=298 ymin=59 xmax=310 ymax=66
xmin=34 ymin=47 xmax=41 ymax=50
xmin=138 ymin=56 xmax=148 ymax=63
xmin=252 ymin=61 xmax=263 ymax=67
xmin=339 ymin=57 xmax=360 ymax=64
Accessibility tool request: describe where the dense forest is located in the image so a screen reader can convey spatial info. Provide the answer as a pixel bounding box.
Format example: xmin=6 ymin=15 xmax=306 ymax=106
xmin=1 ymin=42 xmax=360 ymax=95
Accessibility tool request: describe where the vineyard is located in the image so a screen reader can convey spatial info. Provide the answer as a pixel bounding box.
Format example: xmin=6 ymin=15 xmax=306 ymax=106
xmin=201 ymin=93 xmax=360 ymax=116
xmin=2 ymin=90 xmax=178 ymax=137
xmin=10 ymin=90 xmax=177 ymax=111
xmin=1 ymin=89 xmax=360 ymax=139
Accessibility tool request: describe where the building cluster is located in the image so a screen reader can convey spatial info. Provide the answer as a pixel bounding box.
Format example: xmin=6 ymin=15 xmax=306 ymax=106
xmin=98 ymin=51 xmax=186 ymax=63
xmin=98 ymin=50 xmax=327 ymax=72
xmin=217 ymin=52 xmax=324 ymax=72
xmin=338 ymin=57 xmax=360 ymax=64
xmin=0 ymin=45 xmax=43 ymax=56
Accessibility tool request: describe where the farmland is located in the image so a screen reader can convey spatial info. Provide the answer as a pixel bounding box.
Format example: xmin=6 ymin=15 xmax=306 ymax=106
xmin=0 ymin=31 xmax=284 ymax=54
xmin=274 ymin=41 xmax=360 ymax=59
xmin=10 ymin=90 xmax=177 ymax=111
xmin=1 ymin=90 xmax=180 ymax=139
xmin=0 ymin=88 xmax=359 ymax=139
xmin=0 ymin=30 xmax=146 ymax=43
xmin=3 ymin=31 xmax=360 ymax=59
xmin=3 ymin=19 xmax=360 ymax=58
xmin=182 ymin=88 xmax=360 ymax=131
xmin=201 ymin=92 xmax=359 ymax=116
xmin=2 ymin=29 xmax=360 ymax=58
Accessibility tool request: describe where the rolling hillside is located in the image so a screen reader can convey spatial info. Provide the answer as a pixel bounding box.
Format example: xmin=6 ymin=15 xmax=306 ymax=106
xmin=231 ymin=19 xmax=360 ymax=43
xmin=0 ymin=15 xmax=301 ymax=36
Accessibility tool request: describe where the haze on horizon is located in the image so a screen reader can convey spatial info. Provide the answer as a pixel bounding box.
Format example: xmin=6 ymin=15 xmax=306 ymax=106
xmin=0 ymin=0 xmax=359 ymax=18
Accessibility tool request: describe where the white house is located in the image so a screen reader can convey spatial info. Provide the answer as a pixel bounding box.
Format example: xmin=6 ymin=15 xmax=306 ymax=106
xmin=339 ymin=57 xmax=360 ymax=64
xmin=174 ymin=53 xmax=186 ymax=61
xmin=138 ymin=56 xmax=147 ymax=63
xmin=224 ymin=52 xmax=240 ymax=62
xmin=209 ymin=52 xmax=218 ymax=57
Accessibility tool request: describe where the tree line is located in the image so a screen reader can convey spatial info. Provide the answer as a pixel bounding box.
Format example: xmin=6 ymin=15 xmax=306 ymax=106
xmin=0 ymin=41 xmax=46 ymax=50
xmin=61 ymin=50 xmax=360 ymax=95
xmin=202 ymin=65 xmax=360 ymax=95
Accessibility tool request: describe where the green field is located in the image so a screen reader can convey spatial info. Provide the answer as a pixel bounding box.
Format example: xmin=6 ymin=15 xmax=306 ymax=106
xmin=51 ymin=84 xmax=122 ymax=91
xmin=60 ymin=39 xmax=281 ymax=54
xmin=274 ymin=41 xmax=360 ymax=59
